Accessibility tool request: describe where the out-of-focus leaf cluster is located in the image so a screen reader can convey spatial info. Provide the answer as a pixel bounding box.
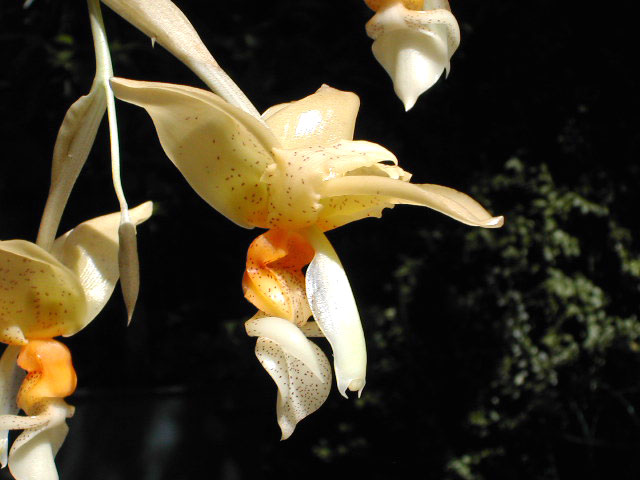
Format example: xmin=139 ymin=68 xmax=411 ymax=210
xmin=359 ymin=158 xmax=640 ymax=479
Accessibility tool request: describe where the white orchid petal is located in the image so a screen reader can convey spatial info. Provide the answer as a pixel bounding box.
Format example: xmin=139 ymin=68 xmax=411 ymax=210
xmin=303 ymin=228 xmax=367 ymax=398
xmin=51 ymin=202 xmax=152 ymax=327
xmin=366 ymin=2 xmax=460 ymax=110
xmin=372 ymin=27 xmax=448 ymax=111
xmin=0 ymin=415 xmax=51 ymax=432
xmin=255 ymin=337 xmax=331 ymax=440
xmin=7 ymin=400 xmax=72 ymax=480
xmin=299 ymin=321 xmax=324 ymax=338
xmin=0 ymin=346 xmax=24 ymax=467
xmin=245 ymin=317 xmax=324 ymax=380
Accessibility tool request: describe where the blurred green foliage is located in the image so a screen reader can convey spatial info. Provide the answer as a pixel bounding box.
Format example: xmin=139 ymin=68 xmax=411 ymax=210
xmin=370 ymin=158 xmax=640 ymax=479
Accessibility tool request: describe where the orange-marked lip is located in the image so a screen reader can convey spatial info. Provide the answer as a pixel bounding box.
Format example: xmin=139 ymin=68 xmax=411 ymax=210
xmin=242 ymin=229 xmax=314 ymax=324
xmin=16 ymin=339 xmax=77 ymax=414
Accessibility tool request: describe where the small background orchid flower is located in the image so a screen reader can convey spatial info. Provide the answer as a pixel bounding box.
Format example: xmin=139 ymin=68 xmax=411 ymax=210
xmin=0 ymin=202 xmax=152 ymax=480
xmin=111 ymin=78 xmax=502 ymax=436
xmin=364 ymin=0 xmax=460 ymax=110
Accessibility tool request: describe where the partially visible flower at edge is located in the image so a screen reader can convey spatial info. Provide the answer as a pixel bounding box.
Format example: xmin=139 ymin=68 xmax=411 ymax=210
xmin=0 ymin=202 xmax=152 ymax=480
xmin=364 ymin=0 xmax=460 ymax=110
xmin=110 ymin=77 xmax=502 ymax=438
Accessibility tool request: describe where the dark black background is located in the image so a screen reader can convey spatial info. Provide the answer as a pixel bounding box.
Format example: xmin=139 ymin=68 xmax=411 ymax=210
xmin=1 ymin=1 xmax=639 ymax=479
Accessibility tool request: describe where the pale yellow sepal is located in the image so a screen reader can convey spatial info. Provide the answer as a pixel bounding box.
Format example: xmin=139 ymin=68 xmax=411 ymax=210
xmin=37 ymin=86 xmax=107 ymax=251
xmin=319 ymin=177 xmax=504 ymax=228
xmin=111 ymin=78 xmax=277 ymax=228
xmin=0 ymin=242 xmax=88 ymax=345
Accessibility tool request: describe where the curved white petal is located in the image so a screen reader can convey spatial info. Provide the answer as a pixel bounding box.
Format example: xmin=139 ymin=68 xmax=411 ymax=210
xmin=6 ymin=400 xmax=73 ymax=480
xmin=372 ymin=27 xmax=448 ymax=111
xmin=303 ymin=228 xmax=367 ymax=398
xmin=51 ymin=202 xmax=152 ymax=327
xmin=366 ymin=2 xmax=460 ymax=110
xmin=0 ymin=346 xmax=24 ymax=467
xmin=255 ymin=337 xmax=331 ymax=440
xmin=245 ymin=316 xmax=324 ymax=380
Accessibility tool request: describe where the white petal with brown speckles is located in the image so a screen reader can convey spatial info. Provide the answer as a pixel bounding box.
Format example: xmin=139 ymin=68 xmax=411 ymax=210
xmin=255 ymin=337 xmax=331 ymax=440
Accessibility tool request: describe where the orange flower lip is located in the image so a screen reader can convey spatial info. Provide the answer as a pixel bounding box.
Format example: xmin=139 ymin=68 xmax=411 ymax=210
xmin=242 ymin=229 xmax=314 ymax=324
xmin=16 ymin=339 xmax=77 ymax=415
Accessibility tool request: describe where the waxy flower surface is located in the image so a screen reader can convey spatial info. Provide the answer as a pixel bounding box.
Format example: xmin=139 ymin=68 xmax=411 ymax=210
xmin=0 ymin=202 xmax=152 ymax=480
xmin=365 ymin=0 xmax=460 ymax=110
xmin=111 ymin=78 xmax=502 ymax=437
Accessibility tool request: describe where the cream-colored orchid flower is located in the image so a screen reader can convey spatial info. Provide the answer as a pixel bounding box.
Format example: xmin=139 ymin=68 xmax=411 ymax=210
xmin=110 ymin=78 xmax=502 ymax=436
xmin=0 ymin=202 xmax=152 ymax=480
xmin=364 ymin=0 xmax=460 ymax=110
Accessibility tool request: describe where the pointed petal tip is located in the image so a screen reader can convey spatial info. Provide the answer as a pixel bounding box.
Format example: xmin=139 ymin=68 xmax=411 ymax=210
xmin=118 ymin=221 xmax=140 ymax=326
xmin=338 ymin=377 xmax=366 ymax=399
xmin=485 ymin=215 xmax=505 ymax=228
xmin=402 ymin=95 xmax=417 ymax=111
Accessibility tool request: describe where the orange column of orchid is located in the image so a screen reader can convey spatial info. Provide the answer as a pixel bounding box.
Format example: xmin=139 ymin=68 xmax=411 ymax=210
xmin=242 ymin=229 xmax=315 ymax=326
xmin=16 ymin=340 xmax=77 ymax=416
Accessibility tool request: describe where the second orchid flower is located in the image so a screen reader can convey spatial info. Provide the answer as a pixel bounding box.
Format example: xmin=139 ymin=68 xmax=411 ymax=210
xmin=110 ymin=78 xmax=502 ymax=437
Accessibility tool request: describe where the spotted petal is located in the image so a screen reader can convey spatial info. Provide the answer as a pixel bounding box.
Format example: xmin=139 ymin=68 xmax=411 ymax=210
xmin=245 ymin=316 xmax=324 ymax=380
xmin=0 ymin=242 xmax=87 ymax=344
xmin=319 ymin=176 xmax=504 ymax=228
xmin=0 ymin=399 xmax=73 ymax=480
xmin=254 ymin=337 xmax=331 ymax=440
xmin=111 ymin=78 xmax=278 ymax=228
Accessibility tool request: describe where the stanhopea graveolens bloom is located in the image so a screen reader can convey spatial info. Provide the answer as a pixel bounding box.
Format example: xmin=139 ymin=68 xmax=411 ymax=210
xmin=364 ymin=0 xmax=460 ymax=110
xmin=0 ymin=202 xmax=152 ymax=480
xmin=111 ymin=78 xmax=503 ymax=437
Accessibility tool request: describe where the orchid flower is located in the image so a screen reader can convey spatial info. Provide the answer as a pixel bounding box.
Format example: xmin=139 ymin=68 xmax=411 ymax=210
xmin=0 ymin=202 xmax=152 ymax=480
xmin=110 ymin=78 xmax=503 ymax=437
xmin=364 ymin=0 xmax=460 ymax=110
